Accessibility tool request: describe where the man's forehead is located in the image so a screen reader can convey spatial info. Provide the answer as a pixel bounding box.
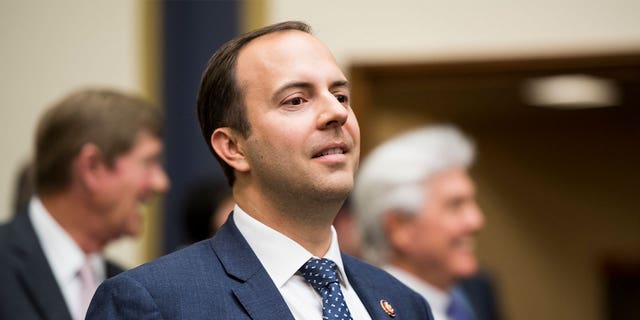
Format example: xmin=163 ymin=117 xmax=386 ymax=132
xmin=235 ymin=29 xmax=343 ymax=90
xmin=127 ymin=131 xmax=163 ymax=153
xmin=237 ymin=30 xmax=330 ymax=66
xmin=244 ymin=29 xmax=315 ymax=50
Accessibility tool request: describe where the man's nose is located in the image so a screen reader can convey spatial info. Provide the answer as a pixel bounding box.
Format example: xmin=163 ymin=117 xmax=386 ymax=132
xmin=464 ymin=202 xmax=485 ymax=231
xmin=151 ymin=165 xmax=170 ymax=193
xmin=317 ymin=94 xmax=348 ymax=129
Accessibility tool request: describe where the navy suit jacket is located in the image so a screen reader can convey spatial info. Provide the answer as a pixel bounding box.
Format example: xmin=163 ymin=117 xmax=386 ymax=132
xmin=0 ymin=212 xmax=123 ymax=320
xmin=88 ymin=214 xmax=434 ymax=319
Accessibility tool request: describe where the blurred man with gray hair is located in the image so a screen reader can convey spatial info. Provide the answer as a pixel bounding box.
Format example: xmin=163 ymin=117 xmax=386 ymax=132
xmin=353 ymin=125 xmax=501 ymax=320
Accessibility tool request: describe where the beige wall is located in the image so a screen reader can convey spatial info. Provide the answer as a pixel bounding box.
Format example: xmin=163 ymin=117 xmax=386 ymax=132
xmin=267 ymin=0 xmax=640 ymax=66
xmin=0 ymin=0 xmax=146 ymax=267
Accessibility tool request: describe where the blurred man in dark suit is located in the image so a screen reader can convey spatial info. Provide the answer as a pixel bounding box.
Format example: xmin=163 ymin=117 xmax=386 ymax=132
xmin=354 ymin=125 xmax=502 ymax=320
xmin=0 ymin=88 xmax=169 ymax=320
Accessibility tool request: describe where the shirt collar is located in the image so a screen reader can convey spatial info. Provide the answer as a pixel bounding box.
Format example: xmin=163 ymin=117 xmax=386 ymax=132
xmin=232 ymin=204 xmax=350 ymax=289
xmin=29 ymin=197 xmax=104 ymax=283
xmin=30 ymin=197 xmax=85 ymax=285
xmin=383 ymin=265 xmax=451 ymax=316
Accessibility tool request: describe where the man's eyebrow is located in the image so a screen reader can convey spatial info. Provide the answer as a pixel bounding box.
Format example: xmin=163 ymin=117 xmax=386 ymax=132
xmin=330 ymin=80 xmax=350 ymax=90
xmin=271 ymin=80 xmax=351 ymax=102
xmin=272 ymin=81 xmax=313 ymax=102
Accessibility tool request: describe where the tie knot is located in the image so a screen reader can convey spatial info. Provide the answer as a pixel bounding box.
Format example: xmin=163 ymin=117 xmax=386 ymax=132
xmin=299 ymin=258 xmax=340 ymax=292
xmin=79 ymin=260 xmax=95 ymax=284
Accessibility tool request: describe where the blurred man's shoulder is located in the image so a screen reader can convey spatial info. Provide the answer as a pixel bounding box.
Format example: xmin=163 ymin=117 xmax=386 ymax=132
xmin=342 ymin=254 xmax=417 ymax=292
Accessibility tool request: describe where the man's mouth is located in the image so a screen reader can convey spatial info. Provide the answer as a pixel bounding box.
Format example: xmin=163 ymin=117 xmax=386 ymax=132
xmin=453 ymin=236 xmax=476 ymax=252
xmin=313 ymin=147 xmax=346 ymax=158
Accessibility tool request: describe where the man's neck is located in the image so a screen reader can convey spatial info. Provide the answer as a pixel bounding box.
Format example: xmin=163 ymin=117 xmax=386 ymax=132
xmin=234 ymin=183 xmax=344 ymax=257
xmin=40 ymin=193 xmax=106 ymax=254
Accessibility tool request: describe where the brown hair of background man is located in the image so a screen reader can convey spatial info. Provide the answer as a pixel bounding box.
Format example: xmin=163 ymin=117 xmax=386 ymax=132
xmin=35 ymin=88 xmax=163 ymax=195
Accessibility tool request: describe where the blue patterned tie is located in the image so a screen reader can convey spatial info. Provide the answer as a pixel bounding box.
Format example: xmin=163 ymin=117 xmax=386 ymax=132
xmin=299 ymin=258 xmax=353 ymax=320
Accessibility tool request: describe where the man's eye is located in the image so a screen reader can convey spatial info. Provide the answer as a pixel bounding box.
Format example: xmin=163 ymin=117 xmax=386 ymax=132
xmin=288 ymin=97 xmax=303 ymax=105
xmin=143 ymin=157 xmax=160 ymax=168
xmin=336 ymin=95 xmax=348 ymax=103
xmin=446 ymin=198 xmax=466 ymax=211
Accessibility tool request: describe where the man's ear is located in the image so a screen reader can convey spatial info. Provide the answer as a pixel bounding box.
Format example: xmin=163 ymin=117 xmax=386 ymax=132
xmin=76 ymin=143 xmax=108 ymax=192
xmin=211 ymin=128 xmax=250 ymax=173
xmin=383 ymin=210 xmax=415 ymax=252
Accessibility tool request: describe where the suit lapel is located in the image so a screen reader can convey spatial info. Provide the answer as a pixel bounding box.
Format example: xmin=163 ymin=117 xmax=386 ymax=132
xmin=343 ymin=255 xmax=397 ymax=320
xmin=9 ymin=213 xmax=72 ymax=320
xmin=232 ymin=272 xmax=295 ymax=320
xmin=211 ymin=213 xmax=295 ymax=320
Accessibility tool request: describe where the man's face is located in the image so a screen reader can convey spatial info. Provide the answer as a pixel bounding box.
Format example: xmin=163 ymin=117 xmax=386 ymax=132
xmin=234 ymin=30 xmax=360 ymax=201
xmin=403 ymin=168 xmax=484 ymax=285
xmin=96 ymin=132 xmax=169 ymax=240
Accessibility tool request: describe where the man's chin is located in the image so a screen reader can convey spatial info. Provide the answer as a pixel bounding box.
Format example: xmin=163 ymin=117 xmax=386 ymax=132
xmin=124 ymin=212 xmax=144 ymax=237
xmin=325 ymin=182 xmax=353 ymax=200
xmin=314 ymin=173 xmax=353 ymax=195
xmin=451 ymin=257 xmax=479 ymax=278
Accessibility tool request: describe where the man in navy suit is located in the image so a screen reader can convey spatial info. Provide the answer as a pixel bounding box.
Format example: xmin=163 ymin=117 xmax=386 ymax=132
xmin=88 ymin=21 xmax=434 ymax=319
xmin=0 ymin=88 xmax=169 ymax=320
xmin=352 ymin=126 xmax=502 ymax=320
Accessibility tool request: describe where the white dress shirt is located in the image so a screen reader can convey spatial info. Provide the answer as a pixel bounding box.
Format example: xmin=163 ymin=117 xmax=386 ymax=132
xmin=29 ymin=197 xmax=105 ymax=320
xmin=384 ymin=265 xmax=451 ymax=320
xmin=234 ymin=205 xmax=372 ymax=320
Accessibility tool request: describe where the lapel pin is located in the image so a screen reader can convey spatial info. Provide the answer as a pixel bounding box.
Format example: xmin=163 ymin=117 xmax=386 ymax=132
xmin=380 ymin=299 xmax=396 ymax=317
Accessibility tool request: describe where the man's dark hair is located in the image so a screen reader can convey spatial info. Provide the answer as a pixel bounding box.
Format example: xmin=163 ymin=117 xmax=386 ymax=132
xmin=196 ymin=21 xmax=311 ymax=186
